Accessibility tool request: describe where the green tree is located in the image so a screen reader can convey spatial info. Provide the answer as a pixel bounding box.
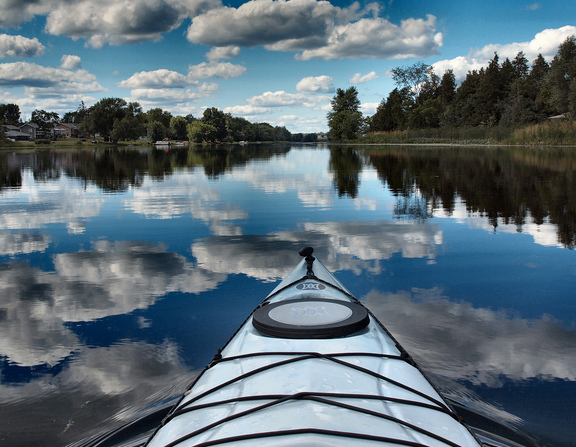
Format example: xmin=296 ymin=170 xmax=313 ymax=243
xmin=442 ymin=69 xmax=483 ymax=126
xmin=274 ymin=126 xmax=291 ymax=142
xmin=476 ymin=53 xmax=504 ymax=124
xmin=547 ymin=35 xmax=576 ymax=114
xmin=501 ymin=52 xmax=544 ymax=125
xmin=84 ymin=97 xmax=128 ymax=140
xmin=254 ymin=122 xmax=274 ymax=141
xmin=202 ymin=108 xmax=228 ymax=141
xmin=188 ymin=121 xmax=217 ymax=143
xmin=408 ymin=98 xmax=443 ymax=128
xmin=370 ymin=87 xmax=411 ymax=132
xmin=146 ymin=108 xmax=172 ymax=128
xmin=512 ymin=51 xmax=530 ymax=79
xmin=438 ymin=69 xmax=457 ymax=107
xmin=530 ymin=54 xmax=553 ymax=117
xmin=170 ymin=116 xmax=189 ymax=141
xmin=227 ymin=116 xmax=255 ymax=142
xmin=0 ymin=103 xmax=21 ymax=124
xmin=126 ymin=102 xmax=143 ymax=118
xmin=327 ymin=87 xmax=363 ymax=140
xmin=391 ymin=62 xmax=431 ymax=100
xmin=31 ymin=109 xmax=60 ymax=137
xmin=416 ymin=69 xmax=440 ymax=105
xmin=62 ymin=101 xmax=88 ymax=125
xmin=111 ymin=116 xmax=145 ymax=141
xmin=148 ymin=121 xmax=166 ymax=142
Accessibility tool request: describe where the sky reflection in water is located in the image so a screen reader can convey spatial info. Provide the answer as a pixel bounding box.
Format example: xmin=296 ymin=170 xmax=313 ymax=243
xmin=0 ymin=145 xmax=575 ymax=447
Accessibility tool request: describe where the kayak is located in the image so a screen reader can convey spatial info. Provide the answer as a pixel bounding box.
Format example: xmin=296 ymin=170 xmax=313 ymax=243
xmin=145 ymin=247 xmax=482 ymax=447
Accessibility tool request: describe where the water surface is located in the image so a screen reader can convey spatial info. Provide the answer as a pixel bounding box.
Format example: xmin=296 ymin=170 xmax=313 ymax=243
xmin=1 ymin=144 xmax=575 ymax=446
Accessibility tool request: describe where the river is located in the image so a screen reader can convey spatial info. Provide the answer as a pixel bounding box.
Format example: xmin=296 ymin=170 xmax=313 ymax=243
xmin=0 ymin=144 xmax=575 ymax=446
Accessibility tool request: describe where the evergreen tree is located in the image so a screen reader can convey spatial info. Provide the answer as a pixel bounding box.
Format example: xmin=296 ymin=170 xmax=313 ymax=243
xmin=529 ymin=54 xmax=553 ymax=117
xmin=477 ymin=53 xmax=502 ymax=124
xmin=327 ymin=87 xmax=363 ymax=140
xmin=371 ymin=88 xmax=411 ymax=132
xmin=442 ymin=70 xmax=482 ymax=126
xmin=547 ymin=35 xmax=576 ymax=114
xmin=512 ymin=51 xmax=530 ymax=79
xmin=438 ymin=70 xmax=457 ymax=107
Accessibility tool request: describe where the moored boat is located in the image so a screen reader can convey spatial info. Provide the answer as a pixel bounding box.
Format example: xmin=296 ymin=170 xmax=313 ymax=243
xmin=145 ymin=247 xmax=484 ymax=447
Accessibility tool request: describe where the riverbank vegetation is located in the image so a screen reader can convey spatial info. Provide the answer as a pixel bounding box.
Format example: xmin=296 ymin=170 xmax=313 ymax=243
xmin=1 ymin=101 xmax=320 ymax=147
xmin=328 ymin=35 xmax=576 ymax=146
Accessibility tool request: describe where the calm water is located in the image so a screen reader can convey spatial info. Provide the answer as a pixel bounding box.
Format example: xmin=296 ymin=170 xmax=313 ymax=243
xmin=1 ymin=144 xmax=575 ymax=446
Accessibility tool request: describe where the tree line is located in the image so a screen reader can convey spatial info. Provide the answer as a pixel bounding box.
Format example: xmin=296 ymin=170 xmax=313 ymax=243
xmin=1 ymin=99 xmax=319 ymax=144
xmin=328 ymin=35 xmax=576 ymax=140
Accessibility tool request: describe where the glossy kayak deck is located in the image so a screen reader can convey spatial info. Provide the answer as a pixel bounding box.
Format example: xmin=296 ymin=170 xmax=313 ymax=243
xmin=146 ymin=256 xmax=481 ymax=447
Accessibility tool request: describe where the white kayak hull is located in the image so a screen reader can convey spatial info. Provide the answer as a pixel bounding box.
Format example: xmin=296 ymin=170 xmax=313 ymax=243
xmin=146 ymin=251 xmax=482 ymax=447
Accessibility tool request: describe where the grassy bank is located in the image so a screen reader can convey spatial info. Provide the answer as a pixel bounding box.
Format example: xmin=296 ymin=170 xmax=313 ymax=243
xmin=0 ymin=138 xmax=167 ymax=150
xmin=506 ymin=120 xmax=576 ymax=145
xmin=359 ymin=120 xmax=576 ymax=146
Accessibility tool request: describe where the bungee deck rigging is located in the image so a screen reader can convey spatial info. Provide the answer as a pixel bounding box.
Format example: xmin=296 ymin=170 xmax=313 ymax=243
xmin=160 ymin=351 xmax=466 ymax=447
xmin=145 ymin=247 xmax=483 ymax=447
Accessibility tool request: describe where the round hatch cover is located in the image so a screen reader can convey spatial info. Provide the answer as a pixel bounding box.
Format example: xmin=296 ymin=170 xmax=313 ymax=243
xmin=252 ymin=298 xmax=369 ymax=339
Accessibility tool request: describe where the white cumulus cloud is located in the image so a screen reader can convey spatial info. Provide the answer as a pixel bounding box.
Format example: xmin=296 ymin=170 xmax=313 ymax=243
xmin=187 ymin=0 xmax=337 ymax=48
xmin=296 ymin=75 xmax=334 ymax=93
xmin=297 ymin=15 xmax=442 ymax=60
xmin=118 ymin=69 xmax=190 ymax=89
xmin=433 ymin=25 xmax=576 ymax=82
xmin=187 ymin=0 xmax=442 ymax=60
xmin=0 ymin=34 xmax=45 ymax=58
xmin=188 ymin=61 xmax=247 ymax=79
xmin=248 ymin=90 xmax=330 ymax=108
xmin=129 ymin=84 xmax=218 ymax=101
xmin=206 ymin=45 xmax=241 ymax=61
xmin=224 ymin=104 xmax=270 ymax=115
xmin=42 ymin=0 xmax=219 ymax=48
xmin=60 ymin=54 xmax=81 ymax=69
xmin=349 ymin=71 xmax=379 ymax=84
xmin=0 ymin=62 xmax=105 ymax=94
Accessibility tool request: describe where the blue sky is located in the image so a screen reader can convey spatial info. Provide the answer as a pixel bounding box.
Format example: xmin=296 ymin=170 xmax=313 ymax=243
xmin=0 ymin=0 xmax=575 ymax=133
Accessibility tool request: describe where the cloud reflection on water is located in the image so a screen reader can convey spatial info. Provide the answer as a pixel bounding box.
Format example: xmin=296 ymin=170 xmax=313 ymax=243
xmin=0 ymin=340 xmax=192 ymax=447
xmin=363 ymin=288 xmax=576 ymax=386
xmin=191 ymin=220 xmax=442 ymax=281
xmin=0 ymin=232 xmax=51 ymax=256
xmin=0 ymin=169 xmax=103 ymax=234
xmin=0 ymin=240 xmax=225 ymax=367
xmin=122 ymin=174 xmax=248 ymax=236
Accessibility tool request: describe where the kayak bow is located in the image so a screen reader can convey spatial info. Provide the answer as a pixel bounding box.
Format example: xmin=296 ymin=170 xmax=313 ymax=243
xmin=146 ymin=247 xmax=482 ymax=447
